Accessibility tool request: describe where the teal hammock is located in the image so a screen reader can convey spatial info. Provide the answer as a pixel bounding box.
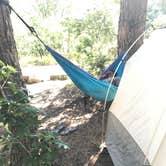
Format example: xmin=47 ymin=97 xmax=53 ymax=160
xmin=46 ymin=46 xmax=126 ymax=102
xmin=2 ymin=2 xmax=126 ymax=102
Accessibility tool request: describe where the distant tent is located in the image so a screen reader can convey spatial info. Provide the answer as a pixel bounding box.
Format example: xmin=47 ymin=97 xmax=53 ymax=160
xmin=105 ymin=29 xmax=166 ymax=166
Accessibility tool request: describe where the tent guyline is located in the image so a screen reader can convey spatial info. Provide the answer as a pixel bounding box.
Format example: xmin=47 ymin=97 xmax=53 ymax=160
xmin=1 ymin=0 xmax=126 ymax=102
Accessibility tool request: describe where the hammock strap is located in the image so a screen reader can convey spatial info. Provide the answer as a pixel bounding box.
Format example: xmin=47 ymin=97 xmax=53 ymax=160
xmin=1 ymin=0 xmax=46 ymax=47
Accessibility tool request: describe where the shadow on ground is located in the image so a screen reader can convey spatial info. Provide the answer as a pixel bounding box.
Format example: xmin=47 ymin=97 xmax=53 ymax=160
xmin=31 ymin=84 xmax=114 ymax=166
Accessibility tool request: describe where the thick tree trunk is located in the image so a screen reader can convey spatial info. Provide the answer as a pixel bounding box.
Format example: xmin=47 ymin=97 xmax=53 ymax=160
xmin=0 ymin=1 xmax=25 ymax=88
xmin=0 ymin=2 xmax=26 ymax=166
xmin=118 ymin=0 xmax=148 ymax=59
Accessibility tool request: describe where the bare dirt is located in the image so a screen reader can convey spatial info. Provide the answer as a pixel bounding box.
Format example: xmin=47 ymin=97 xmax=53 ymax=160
xmin=30 ymin=81 xmax=114 ymax=166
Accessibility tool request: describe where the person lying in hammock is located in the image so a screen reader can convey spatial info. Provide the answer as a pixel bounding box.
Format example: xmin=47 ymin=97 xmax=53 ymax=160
xmin=99 ymin=71 xmax=121 ymax=87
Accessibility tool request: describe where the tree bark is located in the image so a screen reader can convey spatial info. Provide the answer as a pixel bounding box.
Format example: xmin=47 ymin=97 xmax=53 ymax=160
xmin=0 ymin=1 xmax=25 ymax=88
xmin=0 ymin=1 xmax=26 ymax=166
xmin=118 ymin=0 xmax=148 ymax=59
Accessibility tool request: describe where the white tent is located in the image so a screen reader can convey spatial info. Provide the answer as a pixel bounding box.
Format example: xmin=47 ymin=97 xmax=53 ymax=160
xmin=105 ymin=29 xmax=166 ymax=166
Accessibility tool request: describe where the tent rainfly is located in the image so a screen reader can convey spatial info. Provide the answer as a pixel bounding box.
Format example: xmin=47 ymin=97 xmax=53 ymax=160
xmin=105 ymin=29 xmax=166 ymax=166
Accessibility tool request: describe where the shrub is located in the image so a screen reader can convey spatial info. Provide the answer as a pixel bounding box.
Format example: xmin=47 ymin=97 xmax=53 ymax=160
xmin=0 ymin=60 xmax=69 ymax=165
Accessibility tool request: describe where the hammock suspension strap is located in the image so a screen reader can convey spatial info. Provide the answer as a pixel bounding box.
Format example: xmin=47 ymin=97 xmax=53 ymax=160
xmin=1 ymin=0 xmax=46 ymax=47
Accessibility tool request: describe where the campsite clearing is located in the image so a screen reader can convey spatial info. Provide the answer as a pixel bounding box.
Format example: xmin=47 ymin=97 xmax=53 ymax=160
xmin=29 ymin=81 xmax=114 ymax=166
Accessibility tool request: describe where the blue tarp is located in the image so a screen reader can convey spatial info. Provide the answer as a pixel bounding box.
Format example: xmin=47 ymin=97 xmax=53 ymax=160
xmin=46 ymin=46 xmax=126 ymax=102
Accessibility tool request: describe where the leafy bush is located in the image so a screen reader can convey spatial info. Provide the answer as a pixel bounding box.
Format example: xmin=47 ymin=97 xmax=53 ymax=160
xmin=62 ymin=10 xmax=116 ymax=76
xmin=0 ymin=60 xmax=69 ymax=165
xmin=15 ymin=1 xmax=116 ymax=76
xmin=146 ymin=2 xmax=166 ymax=28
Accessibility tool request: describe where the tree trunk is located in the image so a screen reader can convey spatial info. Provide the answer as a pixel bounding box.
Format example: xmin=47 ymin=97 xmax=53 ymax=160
xmin=0 ymin=2 xmax=26 ymax=166
xmin=0 ymin=1 xmax=25 ymax=88
xmin=118 ymin=0 xmax=148 ymax=59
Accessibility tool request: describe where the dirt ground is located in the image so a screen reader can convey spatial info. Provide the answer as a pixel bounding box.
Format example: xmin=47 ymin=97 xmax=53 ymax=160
xmin=30 ymin=83 xmax=114 ymax=166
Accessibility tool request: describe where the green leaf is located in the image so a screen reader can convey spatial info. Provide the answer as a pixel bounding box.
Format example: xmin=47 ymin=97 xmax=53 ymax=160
xmin=54 ymin=140 xmax=70 ymax=150
xmin=7 ymin=65 xmax=16 ymax=73
xmin=0 ymin=60 xmax=5 ymax=68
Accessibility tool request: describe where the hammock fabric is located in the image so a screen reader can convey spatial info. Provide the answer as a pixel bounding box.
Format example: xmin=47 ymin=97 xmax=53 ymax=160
xmin=46 ymin=46 xmax=126 ymax=102
xmin=1 ymin=2 xmax=125 ymax=102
